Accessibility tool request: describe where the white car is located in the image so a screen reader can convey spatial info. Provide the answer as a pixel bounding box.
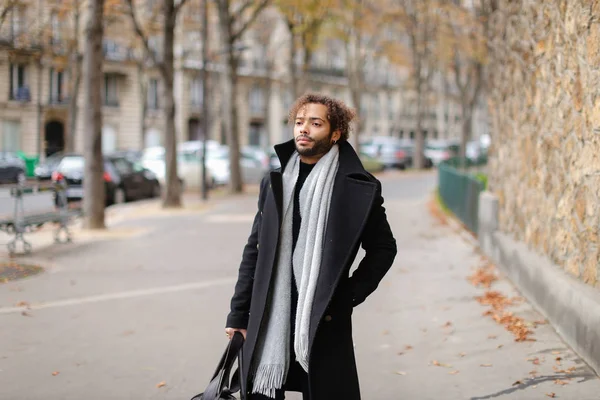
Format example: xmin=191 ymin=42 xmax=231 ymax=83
xmin=424 ymin=140 xmax=460 ymax=166
xmin=140 ymin=146 xmax=214 ymax=190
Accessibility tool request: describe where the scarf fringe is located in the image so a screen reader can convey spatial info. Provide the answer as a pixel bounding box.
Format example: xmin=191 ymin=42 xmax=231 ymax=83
xmin=252 ymin=364 xmax=287 ymax=399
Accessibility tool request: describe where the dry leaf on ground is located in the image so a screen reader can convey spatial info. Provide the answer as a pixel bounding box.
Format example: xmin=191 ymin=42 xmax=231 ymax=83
xmin=448 ymin=370 xmax=460 ymax=375
xmin=52 ymin=371 xmax=60 ymax=376
xmin=432 ymin=360 xmax=452 ymax=368
xmin=480 ymin=364 xmax=493 ymax=367
xmin=512 ymin=380 xmax=523 ymax=386
xmin=546 ymin=393 xmax=556 ymax=398
xmin=394 ymin=371 xmax=407 ymax=376
xmin=156 ymin=381 xmax=166 ymax=388
xmin=554 ymin=379 xmax=569 ymax=386
xmin=468 ymin=265 xmax=498 ymax=288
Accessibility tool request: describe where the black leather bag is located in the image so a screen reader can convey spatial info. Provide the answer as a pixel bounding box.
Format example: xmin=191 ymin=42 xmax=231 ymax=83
xmin=191 ymin=331 xmax=245 ymax=400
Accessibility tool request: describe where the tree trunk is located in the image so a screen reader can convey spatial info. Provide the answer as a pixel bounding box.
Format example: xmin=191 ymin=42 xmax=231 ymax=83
xmin=137 ymin=63 xmax=147 ymax=148
xmin=227 ymin=55 xmax=243 ymax=192
xmin=160 ymin=0 xmax=181 ymax=207
xmin=67 ymin=59 xmax=81 ymax=153
xmin=459 ymin=107 xmax=472 ymax=168
xmin=82 ymin=0 xmax=105 ymax=230
xmin=66 ymin=2 xmax=81 ymax=153
xmin=413 ymin=65 xmax=426 ymax=170
xmin=287 ymin=22 xmax=298 ymax=100
xmin=264 ymin=63 xmax=273 ymax=151
xmin=216 ymin=0 xmax=243 ymax=193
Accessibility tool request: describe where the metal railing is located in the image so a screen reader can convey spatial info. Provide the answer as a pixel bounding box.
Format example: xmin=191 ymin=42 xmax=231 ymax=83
xmin=438 ymin=158 xmax=485 ymax=234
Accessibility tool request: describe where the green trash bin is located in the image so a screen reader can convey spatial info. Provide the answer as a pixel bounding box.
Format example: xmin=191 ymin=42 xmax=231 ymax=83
xmin=17 ymin=152 xmax=39 ymax=178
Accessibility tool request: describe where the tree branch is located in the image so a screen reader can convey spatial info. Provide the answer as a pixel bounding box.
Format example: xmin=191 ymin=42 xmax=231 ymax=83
xmin=231 ymin=0 xmax=270 ymax=43
xmin=175 ymin=0 xmax=192 ymax=14
xmin=125 ymin=0 xmax=159 ymax=67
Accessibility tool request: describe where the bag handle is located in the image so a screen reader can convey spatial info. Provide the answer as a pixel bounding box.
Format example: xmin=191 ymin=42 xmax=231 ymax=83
xmin=199 ymin=331 xmax=245 ymax=400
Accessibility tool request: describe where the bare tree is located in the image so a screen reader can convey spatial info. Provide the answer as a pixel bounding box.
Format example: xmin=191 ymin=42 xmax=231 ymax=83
xmin=393 ymin=0 xmax=440 ymax=169
xmin=0 ymin=0 xmax=18 ymax=29
xmin=215 ymin=0 xmax=270 ymax=193
xmin=82 ymin=0 xmax=106 ymax=229
xmin=252 ymin=8 xmax=285 ymax=150
xmin=333 ymin=0 xmax=392 ymax=151
xmin=66 ymin=0 xmax=82 ymax=153
xmin=126 ymin=0 xmax=191 ymax=208
xmin=276 ymin=0 xmax=330 ymax=100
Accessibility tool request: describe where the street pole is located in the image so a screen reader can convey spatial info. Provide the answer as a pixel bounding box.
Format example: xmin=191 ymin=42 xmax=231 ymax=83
xmin=200 ymin=0 xmax=209 ymax=200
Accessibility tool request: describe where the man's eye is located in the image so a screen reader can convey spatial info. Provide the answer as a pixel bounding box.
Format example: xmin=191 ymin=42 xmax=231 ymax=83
xmin=313 ymin=123 xmax=321 ymax=127
xmin=295 ymin=121 xmax=302 ymax=125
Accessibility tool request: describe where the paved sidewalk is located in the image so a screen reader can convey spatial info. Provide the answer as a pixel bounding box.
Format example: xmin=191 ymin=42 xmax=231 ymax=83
xmin=0 ymin=172 xmax=598 ymax=399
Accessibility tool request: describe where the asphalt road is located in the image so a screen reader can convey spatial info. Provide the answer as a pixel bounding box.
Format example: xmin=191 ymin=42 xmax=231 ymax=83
xmin=0 ymin=170 xmax=598 ymax=399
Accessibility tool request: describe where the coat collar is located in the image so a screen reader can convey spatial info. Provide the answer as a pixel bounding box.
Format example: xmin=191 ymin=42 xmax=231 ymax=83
xmin=273 ymin=139 xmax=368 ymax=177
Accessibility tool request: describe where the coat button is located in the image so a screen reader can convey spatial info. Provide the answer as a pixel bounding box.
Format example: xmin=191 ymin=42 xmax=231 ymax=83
xmin=324 ymin=315 xmax=332 ymax=322
xmin=257 ymin=243 xmax=260 ymax=250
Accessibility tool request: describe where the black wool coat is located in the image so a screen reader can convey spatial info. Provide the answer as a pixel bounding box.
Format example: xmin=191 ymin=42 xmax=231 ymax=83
xmin=226 ymin=139 xmax=397 ymax=400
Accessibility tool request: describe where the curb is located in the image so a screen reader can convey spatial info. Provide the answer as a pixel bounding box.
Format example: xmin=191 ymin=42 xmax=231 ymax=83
xmin=478 ymin=192 xmax=600 ymax=376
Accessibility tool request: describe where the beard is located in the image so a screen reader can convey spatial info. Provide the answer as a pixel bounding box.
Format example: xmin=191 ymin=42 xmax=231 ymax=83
xmin=295 ymin=133 xmax=334 ymax=157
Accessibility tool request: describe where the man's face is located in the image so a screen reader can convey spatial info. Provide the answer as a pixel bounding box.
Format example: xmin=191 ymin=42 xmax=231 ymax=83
xmin=294 ymin=103 xmax=340 ymax=160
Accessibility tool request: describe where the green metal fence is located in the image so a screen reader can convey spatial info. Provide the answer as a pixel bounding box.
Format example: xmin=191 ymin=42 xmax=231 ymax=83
xmin=438 ymin=159 xmax=485 ymax=234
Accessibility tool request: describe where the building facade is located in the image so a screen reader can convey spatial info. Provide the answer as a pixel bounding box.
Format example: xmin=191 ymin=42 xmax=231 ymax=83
xmin=0 ymin=1 xmax=484 ymax=160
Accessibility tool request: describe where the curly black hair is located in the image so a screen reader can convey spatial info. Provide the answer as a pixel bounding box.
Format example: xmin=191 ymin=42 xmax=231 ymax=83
xmin=287 ymin=93 xmax=357 ymax=142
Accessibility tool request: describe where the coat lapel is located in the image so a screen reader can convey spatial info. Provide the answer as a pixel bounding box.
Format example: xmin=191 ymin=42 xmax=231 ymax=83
xmin=308 ymin=142 xmax=377 ymax=346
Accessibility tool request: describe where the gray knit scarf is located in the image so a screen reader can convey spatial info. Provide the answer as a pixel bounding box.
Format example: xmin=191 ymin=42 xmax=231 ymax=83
xmin=251 ymin=145 xmax=340 ymax=398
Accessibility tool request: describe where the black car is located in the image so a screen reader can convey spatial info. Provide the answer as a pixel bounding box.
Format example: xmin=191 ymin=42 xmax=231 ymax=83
xmin=52 ymin=155 xmax=161 ymax=205
xmin=0 ymin=152 xmax=26 ymax=184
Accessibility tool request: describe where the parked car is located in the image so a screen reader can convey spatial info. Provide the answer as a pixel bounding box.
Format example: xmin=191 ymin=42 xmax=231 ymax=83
xmin=0 ymin=152 xmax=26 ymax=184
xmin=34 ymin=152 xmax=68 ymax=181
xmin=360 ymin=136 xmax=410 ymax=169
xmin=139 ymin=147 xmax=203 ymax=188
xmin=52 ymin=155 xmax=161 ymax=205
xmin=204 ymin=146 xmax=269 ymax=186
xmin=396 ymin=141 xmax=433 ymax=169
xmin=359 ymin=152 xmax=385 ymax=173
xmin=424 ymin=140 xmax=460 ymax=166
xmin=466 ymin=140 xmax=486 ymax=164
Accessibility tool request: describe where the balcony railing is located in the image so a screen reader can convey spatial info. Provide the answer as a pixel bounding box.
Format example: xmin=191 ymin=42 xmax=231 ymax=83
xmin=48 ymin=94 xmax=69 ymax=105
xmin=10 ymin=86 xmax=31 ymax=102
xmin=104 ymin=98 xmax=119 ymax=107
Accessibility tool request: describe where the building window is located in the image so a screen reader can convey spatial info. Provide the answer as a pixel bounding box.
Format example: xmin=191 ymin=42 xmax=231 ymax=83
xmin=102 ymin=125 xmax=117 ymax=154
xmin=2 ymin=120 xmax=21 ymax=152
xmin=9 ymin=64 xmax=30 ymax=102
xmin=249 ymin=122 xmax=263 ymax=146
xmin=11 ymin=7 xmax=26 ymax=40
xmin=49 ymin=68 xmax=65 ymax=104
xmin=249 ymin=86 xmax=265 ymax=116
xmin=51 ymin=12 xmax=61 ymax=44
xmin=147 ymin=78 xmax=159 ymax=110
xmin=148 ymin=35 xmax=162 ymax=61
xmin=190 ymin=77 xmax=203 ymax=107
xmin=282 ymin=89 xmax=293 ymax=113
xmin=104 ymin=74 xmax=119 ymax=107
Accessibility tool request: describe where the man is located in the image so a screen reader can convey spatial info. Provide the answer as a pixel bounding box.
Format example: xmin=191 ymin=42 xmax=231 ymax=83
xmin=225 ymin=93 xmax=397 ymax=400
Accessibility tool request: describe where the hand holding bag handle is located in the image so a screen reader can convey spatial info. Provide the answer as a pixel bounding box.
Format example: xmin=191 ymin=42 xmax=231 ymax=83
xmin=191 ymin=331 xmax=245 ymax=400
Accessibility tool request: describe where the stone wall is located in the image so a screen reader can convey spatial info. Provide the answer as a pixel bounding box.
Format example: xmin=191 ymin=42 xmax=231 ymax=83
xmin=487 ymin=0 xmax=600 ymax=286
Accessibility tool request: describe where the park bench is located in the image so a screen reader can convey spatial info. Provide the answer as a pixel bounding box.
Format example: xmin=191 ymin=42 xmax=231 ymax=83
xmin=0 ymin=181 xmax=82 ymax=255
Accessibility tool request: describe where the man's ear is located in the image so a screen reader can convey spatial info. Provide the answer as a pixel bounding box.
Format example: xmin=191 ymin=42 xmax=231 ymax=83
xmin=332 ymin=130 xmax=341 ymax=143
